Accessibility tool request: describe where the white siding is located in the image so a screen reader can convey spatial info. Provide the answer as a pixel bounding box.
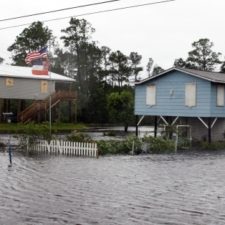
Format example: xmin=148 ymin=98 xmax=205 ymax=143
xmin=146 ymin=85 xmax=156 ymax=106
xmin=0 ymin=77 xmax=55 ymax=100
xmin=185 ymin=83 xmax=196 ymax=107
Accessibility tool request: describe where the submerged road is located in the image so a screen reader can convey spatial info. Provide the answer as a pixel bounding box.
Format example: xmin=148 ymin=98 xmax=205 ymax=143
xmin=0 ymin=151 xmax=225 ymax=225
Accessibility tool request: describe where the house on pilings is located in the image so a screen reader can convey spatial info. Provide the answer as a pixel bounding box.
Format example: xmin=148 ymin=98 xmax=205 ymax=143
xmin=135 ymin=67 xmax=225 ymax=143
xmin=0 ymin=65 xmax=76 ymax=123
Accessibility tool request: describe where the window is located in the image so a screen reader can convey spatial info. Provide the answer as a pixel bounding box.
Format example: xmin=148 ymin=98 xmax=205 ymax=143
xmin=40 ymin=81 xmax=48 ymax=93
xmin=146 ymin=85 xmax=156 ymax=106
xmin=5 ymin=78 xmax=14 ymax=87
xmin=217 ymin=85 xmax=224 ymax=106
xmin=185 ymin=83 xmax=196 ymax=107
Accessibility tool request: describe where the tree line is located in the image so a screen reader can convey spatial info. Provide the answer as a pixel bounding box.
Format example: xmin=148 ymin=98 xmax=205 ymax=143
xmin=3 ymin=18 xmax=225 ymax=128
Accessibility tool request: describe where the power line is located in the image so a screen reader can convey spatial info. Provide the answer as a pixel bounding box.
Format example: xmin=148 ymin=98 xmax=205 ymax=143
xmin=0 ymin=0 xmax=175 ymax=31
xmin=0 ymin=0 xmax=120 ymax=22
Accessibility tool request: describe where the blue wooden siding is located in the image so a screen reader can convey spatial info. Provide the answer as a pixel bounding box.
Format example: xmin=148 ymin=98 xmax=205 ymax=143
xmin=135 ymin=70 xmax=214 ymax=117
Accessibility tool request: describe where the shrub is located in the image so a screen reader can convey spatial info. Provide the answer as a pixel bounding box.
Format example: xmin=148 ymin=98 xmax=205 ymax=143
xmin=97 ymin=136 xmax=176 ymax=156
xmin=142 ymin=136 xmax=175 ymax=153
xmin=67 ymin=131 xmax=92 ymax=142
xmin=0 ymin=142 xmax=6 ymax=150
xmin=97 ymin=140 xmax=129 ymax=155
xmin=97 ymin=135 xmax=142 ymax=155
xmin=16 ymin=122 xmax=52 ymax=149
xmin=199 ymin=141 xmax=225 ymax=151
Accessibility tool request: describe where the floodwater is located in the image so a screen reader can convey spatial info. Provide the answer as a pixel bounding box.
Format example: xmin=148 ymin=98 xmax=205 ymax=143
xmin=1 ymin=151 xmax=225 ymax=225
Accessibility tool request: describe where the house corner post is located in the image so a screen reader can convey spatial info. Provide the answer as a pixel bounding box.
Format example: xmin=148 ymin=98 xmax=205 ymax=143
xmin=135 ymin=115 xmax=139 ymax=137
xmin=154 ymin=116 xmax=157 ymax=138
xmin=208 ymin=118 xmax=212 ymax=144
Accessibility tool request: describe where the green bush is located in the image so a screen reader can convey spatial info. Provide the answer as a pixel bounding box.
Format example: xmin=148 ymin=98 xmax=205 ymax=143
xmin=97 ymin=135 xmax=142 ymax=155
xmin=97 ymin=136 xmax=176 ymax=155
xmin=142 ymin=136 xmax=175 ymax=154
xmin=16 ymin=122 xmax=52 ymax=149
xmin=103 ymin=130 xmax=117 ymax=136
xmin=97 ymin=140 xmax=129 ymax=155
xmin=67 ymin=131 xmax=92 ymax=142
xmin=199 ymin=141 xmax=225 ymax=150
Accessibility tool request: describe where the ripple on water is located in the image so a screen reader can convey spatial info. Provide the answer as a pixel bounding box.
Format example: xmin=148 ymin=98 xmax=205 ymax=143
xmin=1 ymin=152 xmax=225 ymax=225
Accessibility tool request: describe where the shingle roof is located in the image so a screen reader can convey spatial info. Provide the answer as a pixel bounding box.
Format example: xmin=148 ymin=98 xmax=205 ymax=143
xmin=0 ymin=65 xmax=75 ymax=82
xmin=136 ymin=67 xmax=225 ymax=85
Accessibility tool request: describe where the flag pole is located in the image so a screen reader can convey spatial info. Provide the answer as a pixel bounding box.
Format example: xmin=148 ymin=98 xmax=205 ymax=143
xmin=48 ymin=44 xmax=52 ymax=138
xmin=49 ymin=72 xmax=52 ymax=138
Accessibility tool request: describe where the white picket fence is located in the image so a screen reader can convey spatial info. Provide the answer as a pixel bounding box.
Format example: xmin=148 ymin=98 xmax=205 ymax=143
xmin=30 ymin=140 xmax=98 ymax=158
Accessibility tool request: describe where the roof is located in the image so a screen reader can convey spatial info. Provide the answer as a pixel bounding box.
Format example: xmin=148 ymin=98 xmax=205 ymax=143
xmin=136 ymin=67 xmax=225 ymax=85
xmin=0 ymin=65 xmax=75 ymax=82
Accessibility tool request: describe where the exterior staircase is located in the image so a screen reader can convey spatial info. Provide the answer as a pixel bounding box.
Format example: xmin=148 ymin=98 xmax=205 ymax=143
xmin=18 ymin=91 xmax=76 ymax=123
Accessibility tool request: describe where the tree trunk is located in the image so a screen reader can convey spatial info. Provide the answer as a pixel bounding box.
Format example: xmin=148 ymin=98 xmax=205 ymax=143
xmin=124 ymin=123 xmax=128 ymax=132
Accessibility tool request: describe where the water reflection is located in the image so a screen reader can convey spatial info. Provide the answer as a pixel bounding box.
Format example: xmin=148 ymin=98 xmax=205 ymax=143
xmin=1 ymin=151 xmax=225 ymax=224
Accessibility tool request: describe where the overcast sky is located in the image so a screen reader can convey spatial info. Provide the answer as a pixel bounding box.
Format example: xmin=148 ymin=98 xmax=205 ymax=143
xmin=0 ymin=0 xmax=225 ymax=77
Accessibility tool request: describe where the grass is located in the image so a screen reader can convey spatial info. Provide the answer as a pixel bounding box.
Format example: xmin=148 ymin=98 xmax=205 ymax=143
xmin=0 ymin=122 xmax=87 ymax=134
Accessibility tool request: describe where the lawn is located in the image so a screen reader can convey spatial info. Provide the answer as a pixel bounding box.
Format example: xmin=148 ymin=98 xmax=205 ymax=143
xmin=0 ymin=122 xmax=86 ymax=134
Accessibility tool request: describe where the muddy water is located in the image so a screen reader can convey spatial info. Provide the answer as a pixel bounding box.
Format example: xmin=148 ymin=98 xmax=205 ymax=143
xmin=1 ymin=151 xmax=225 ymax=225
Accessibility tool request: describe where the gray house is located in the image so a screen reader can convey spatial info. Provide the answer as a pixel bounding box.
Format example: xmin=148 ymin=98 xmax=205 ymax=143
xmin=135 ymin=67 xmax=225 ymax=142
xmin=0 ymin=65 xmax=76 ymax=123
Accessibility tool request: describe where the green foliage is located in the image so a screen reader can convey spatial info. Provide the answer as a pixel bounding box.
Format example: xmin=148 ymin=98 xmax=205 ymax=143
xmin=125 ymin=135 xmax=142 ymax=154
xmin=187 ymin=38 xmax=221 ymax=71
xmin=152 ymin=65 xmax=165 ymax=76
xmin=8 ymin=21 xmax=53 ymax=65
xmin=174 ymin=38 xmax=222 ymax=71
xmin=0 ymin=57 xmax=4 ymax=64
xmin=17 ymin=122 xmax=52 ymax=148
xmin=107 ymin=90 xmax=134 ymax=131
xmin=109 ymin=50 xmax=132 ymax=87
xmin=129 ymin=52 xmax=143 ymax=81
xmin=146 ymin=58 xmax=154 ymax=77
xmin=104 ymin=130 xmax=117 ymax=136
xmin=0 ymin=122 xmax=86 ymax=134
xmin=161 ymin=125 xmax=177 ymax=139
xmin=97 ymin=135 xmax=176 ymax=155
xmin=142 ymin=136 xmax=175 ymax=153
xmin=177 ymin=137 xmax=191 ymax=150
xmin=61 ymin=17 xmax=107 ymax=120
xmin=97 ymin=140 xmax=129 ymax=155
xmin=199 ymin=141 xmax=225 ymax=151
xmin=97 ymin=135 xmax=142 ymax=155
xmin=67 ymin=131 xmax=92 ymax=142
xmin=221 ymin=61 xmax=225 ymax=73
xmin=6 ymin=17 xmax=143 ymax=125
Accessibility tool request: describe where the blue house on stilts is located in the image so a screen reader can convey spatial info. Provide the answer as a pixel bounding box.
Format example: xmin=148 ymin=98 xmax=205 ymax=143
xmin=135 ymin=67 xmax=225 ymax=143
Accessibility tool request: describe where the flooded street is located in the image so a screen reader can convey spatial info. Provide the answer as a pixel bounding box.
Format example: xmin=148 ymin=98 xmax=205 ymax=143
xmin=1 ymin=151 xmax=225 ymax=225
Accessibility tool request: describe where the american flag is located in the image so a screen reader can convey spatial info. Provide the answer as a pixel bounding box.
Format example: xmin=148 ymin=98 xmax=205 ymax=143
xmin=25 ymin=47 xmax=48 ymax=64
xmin=31 ymin=58 xmax=49 ymax=75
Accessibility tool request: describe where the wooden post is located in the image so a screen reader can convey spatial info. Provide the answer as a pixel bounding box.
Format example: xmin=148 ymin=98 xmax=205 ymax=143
xmin=68 ymin=100 xmax=72 ymax=122
xmin=0 ymin=99 xmax=3 ymax=122
xmin=208 ymin=118 xmax=211 ymax=144
xmin=37 ymin=101 xmax=41 ymax=123
xmin=135 ymin=115 xmax=139 ymax=137
xmin=57 ymin=101 xmax=61 ymax=122
xmin=154 ymin=116 xmax=157 ymax=138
